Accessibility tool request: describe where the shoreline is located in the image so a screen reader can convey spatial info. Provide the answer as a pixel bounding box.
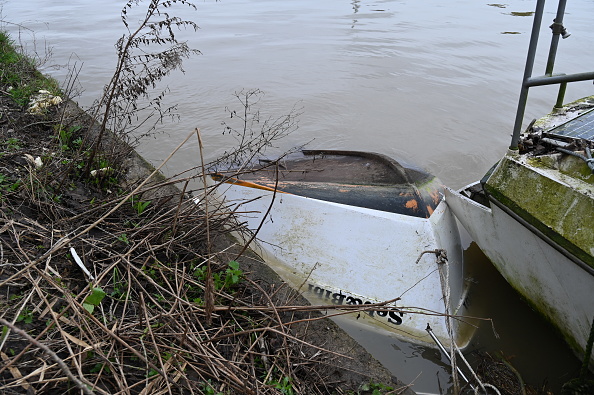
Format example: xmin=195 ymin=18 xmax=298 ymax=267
xmin=0 ymin=37 xmax=414 ymax=391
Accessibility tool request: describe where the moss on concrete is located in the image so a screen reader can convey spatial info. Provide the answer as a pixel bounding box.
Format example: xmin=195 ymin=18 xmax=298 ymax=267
xmin=485 ymin=155 xmax=594 ymax=268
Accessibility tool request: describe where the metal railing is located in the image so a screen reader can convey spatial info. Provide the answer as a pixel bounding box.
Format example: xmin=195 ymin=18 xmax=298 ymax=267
xmin=509 ymin=0 xmax=594 ymax=150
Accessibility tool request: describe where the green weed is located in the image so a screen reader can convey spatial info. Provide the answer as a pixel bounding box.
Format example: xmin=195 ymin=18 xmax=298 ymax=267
xmin=143 ymin=264 xmax=157 ymax=279
xmin=8 ymin=180 xmax=21 ymax=192
xmin=0 ymin=326 xmax=8 ymax=343
xmin=16 ymin=309 xmax=34 ymax=324
xmin=268 ymin=376 xmax=294 ymax=395
xmin=199 ymin=380 xmax=223 ymax=395
xmin=192 ymin=297 xmax=203 ymax=305
xmin=83 ymin=287 xmax=106 ymax=314
xmin=129 ymin=195 xmax=151 ymax=216
xmin=90 ymin=362 xmax=111 ymax=374
xmin=193 ymin=260 xmax=242 ymax=291
xmin=110 ymin=267 xmax=128 ymax=299
xmin=225 ymin=260 xmax=242 ymax=287
xmin=87 ymin=156 xmax=119 ymax=189
xmin=0 ymin=31 xmax=61 ymax=107
xmin=54 ymin=124 xmax=82 ymax=151
xmin=3 ymin=137 xmax=20 ymax=151
xmin=358 ymin=381 xmax=395 ymax=394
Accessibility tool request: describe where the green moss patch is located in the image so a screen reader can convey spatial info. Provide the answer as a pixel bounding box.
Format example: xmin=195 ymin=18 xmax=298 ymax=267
xmin=486 ymin=156 xmax=594 ymax=269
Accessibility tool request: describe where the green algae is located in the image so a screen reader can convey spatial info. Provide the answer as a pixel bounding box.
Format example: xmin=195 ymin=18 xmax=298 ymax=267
xmin=485 ymin=155 xmax=594 ymax=269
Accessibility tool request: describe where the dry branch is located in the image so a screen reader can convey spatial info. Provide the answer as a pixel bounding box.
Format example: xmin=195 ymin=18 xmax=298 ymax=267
xmin=0 ymin=318 xmax=96 ymax=395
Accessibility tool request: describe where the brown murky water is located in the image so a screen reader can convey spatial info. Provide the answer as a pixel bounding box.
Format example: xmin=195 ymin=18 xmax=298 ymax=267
xmin=332 ymin=239 xmax=583 ymax=393
xmin=4 ymin=0 xmax=592 ymax=392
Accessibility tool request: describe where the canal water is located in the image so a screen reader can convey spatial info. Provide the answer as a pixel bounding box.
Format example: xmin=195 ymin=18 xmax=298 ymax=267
xmin=3 ymin=0 xmax=592 ymax=392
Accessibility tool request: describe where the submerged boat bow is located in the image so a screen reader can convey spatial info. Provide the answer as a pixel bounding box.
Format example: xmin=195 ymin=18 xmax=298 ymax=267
xmin=209 ymin=150 xmax=475 ymax=348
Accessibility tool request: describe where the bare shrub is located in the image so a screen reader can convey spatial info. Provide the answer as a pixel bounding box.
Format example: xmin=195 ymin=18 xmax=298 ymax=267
xmin=84 ymin=0 xmax=200 ymax=176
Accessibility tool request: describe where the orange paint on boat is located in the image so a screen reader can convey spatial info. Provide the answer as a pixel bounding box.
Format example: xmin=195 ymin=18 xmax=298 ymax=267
xmin=211 ymin=173 xmax=288 ymax=194
xmin=405 ymin=199 xmax=418 ymax=211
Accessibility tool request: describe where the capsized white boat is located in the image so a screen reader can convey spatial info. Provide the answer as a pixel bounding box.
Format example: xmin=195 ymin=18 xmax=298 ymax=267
xmin=209 ymin=150 xmax=475 ymax=348
xmin=445 ymin=0 xmax=594 ymax=369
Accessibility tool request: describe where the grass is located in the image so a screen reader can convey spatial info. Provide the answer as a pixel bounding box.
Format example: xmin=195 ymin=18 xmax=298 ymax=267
xmin=0 ymin=30 xmax=61 ymax=107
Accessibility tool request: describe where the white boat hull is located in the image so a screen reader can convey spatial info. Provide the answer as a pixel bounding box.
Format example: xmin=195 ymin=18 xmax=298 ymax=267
xmin=445 ymin=186 xmax=594 ymax=368
xmin=210 ymin=180 xmax=473 ymax=348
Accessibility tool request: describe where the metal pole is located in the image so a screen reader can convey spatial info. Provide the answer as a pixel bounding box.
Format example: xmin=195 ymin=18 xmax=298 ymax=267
xmin=425 ymin=324 xmax=474 ymax=387
xmin=510 ymin=0 xmax=546 ymax=150
xmin=526 ymin=71 xmax=594 ymax=87
xmin=547 ymin=0 xmax=569 ymax=106
xmin=555 ymin=82 xmax=567 ymax=108
xmin=545 ymin=0 xmax=568 ymax=76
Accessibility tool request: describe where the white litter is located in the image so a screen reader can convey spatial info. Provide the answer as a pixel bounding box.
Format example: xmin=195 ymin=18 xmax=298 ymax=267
xmin=70 ymin=247 xmax=94 ymax=280
xmin=27 ymin=90 xmax=63 ymax=114
xmin=23 ymin=154 xmax=43 ymax=169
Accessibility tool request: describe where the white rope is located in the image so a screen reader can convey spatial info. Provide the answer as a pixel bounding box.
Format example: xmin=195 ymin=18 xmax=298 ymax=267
xmin=435 ymin=249 xmax=460 ymax=393
xmin=433 ymin=249 xmax=502 ymax=395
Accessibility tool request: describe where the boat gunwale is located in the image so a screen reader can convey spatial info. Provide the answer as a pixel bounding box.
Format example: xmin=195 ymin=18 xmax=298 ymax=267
xmin=456 ymin=171 xmax=594 ymax=273
xmin=211 ymin=149 xmax=444 ymax=217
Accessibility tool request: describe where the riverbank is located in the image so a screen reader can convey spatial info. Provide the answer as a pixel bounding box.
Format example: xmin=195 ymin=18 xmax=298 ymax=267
xmin=0 ymin=31 xmax=414 ymax=394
